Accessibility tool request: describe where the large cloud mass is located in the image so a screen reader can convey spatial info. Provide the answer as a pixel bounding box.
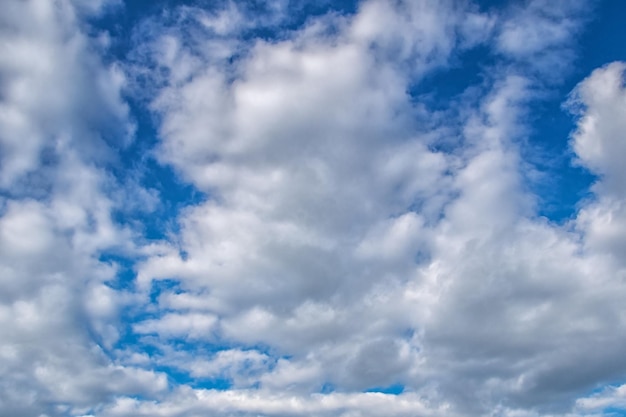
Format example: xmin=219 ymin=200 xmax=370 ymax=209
xmin=1 ymin=0 xmax=626 ymax=416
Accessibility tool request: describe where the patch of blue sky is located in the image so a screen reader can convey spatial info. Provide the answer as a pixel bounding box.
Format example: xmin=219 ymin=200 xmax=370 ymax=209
xmin=111 ymin=282 xmax=180 ymax=351
xmin=203 ymin=0 xmax=357 ymax=43
xmin=320 ymin=382 xmax=336 ymax=394
xmin=408 ymin=44 xmax=496 ymax=110
xmin=83 ymin=3 xmax=207 ymax=247
xmin=589 ymin=381 xmax=626 ymax=396
xmin=517 ymin=0 xmax=626 ymax=222
xmin=108 ymin=280 xmax=179 ymax=351
xmin=521 ymin=98 xmax=596 ymax=222
xmin=365 ymin=384 xmax=405 ymax=395
xmin=134 ymin=344 xmax=274 ymax=390
xmin=148 ymin=278 xmax=183 ymax=303
xmin=112 ymin=294 xmax=283 ymax=391
xmin=112 ymin=163 xmax=203 ymax=241
xmin=604 ymin=408 xmax=626 ymax=417
xmin=91 ymin=0 xmax=359 ymax=57
xmin=106 ymin=88 xmax=205 ymax=241
xmin=98 ymin=253 xmax=136 ymax=290
xmin=156 ymin=364 xmax=230 ymax=391
xmin=577 ymin=0 xmax=626 ymax=73
xmin=110 ymin=338 xmax=232 ymax=390
xmin=115 ymin=331 xmax=162 ymax=357
xmin=317 ymin=382 xmax=405 ymax=396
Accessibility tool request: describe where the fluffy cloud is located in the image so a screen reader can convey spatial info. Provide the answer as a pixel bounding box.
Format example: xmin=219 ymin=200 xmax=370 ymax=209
xmin=0 ymin=1 xmax=164 ymax=416
xmin=0 ymin=0 xmax=132 ymax=187
xmin=569 ymin=62 xmax=626 ymax=196
xmin=3 ymin=0 xmax=626 ymax=416
xmin=132 ymin=1 xmax=626 ymax=415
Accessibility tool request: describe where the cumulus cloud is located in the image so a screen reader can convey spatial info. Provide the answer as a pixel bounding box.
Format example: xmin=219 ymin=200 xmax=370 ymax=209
xmin=568 ymin=62 xmax=626 ymax=195
xmin=3 ymin=0 xmax=626 ymax=416
xmin=130 ymin=1 xmax=626 ymax=415
xmin=0 ymin=1 xmax=164 ymax=416
xmin=0 ymin=0 xmax=132 ymax=187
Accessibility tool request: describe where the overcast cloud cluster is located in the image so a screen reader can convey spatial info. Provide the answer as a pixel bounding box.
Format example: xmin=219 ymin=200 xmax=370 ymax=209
xmin=1 ymin=0 xmax=626 ymax=416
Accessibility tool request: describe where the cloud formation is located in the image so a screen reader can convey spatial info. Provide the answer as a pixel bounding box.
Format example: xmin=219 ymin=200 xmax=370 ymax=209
xmin=2 ymin=0 xmax=626 ymax=416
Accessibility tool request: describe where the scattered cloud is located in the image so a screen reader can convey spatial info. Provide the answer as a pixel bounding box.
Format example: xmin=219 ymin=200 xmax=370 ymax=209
xmin=2 ymin=0 xmax=626 ymax=416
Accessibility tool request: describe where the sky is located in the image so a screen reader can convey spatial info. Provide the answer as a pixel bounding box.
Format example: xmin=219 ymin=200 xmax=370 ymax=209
xmin=1 ymin=0 xmax=626 ymax=416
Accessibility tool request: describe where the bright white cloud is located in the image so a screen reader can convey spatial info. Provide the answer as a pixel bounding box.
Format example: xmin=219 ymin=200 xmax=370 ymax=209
xmin=3 ymin=0 xmax=626 ymax=416
xmin=0 ymin=1 xmax=164 ymax=416
xmin=96 ymin=389 xmax=453 ymax=417
xmin=569 ymin=62 xmax=626 ymax=196
xmin=0 ymin=0 xmax=132 ymax=187
xmin=133 ymin=1 xmax=626 ymax=415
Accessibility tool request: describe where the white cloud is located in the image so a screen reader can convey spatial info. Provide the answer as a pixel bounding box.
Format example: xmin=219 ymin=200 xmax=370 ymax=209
xmin=5 ymin=0 xmax=626 ymax=417
xmin=495 ymin=0 xmax=588 ymax=78
xmin=0 ymin=0 xmax=132 ymax=188
xmin=134 ymin=312 xmax=218 ymax=340
xmin=96 ymin=389 xmax=453 ymax=417
xmin=568 ymin=62 xmax=626 ymax=196
xmin=0 ymin=1 xmax=164 ymax=416
xmin=570 ymin=61 xmax=626 ymax=307
xmin=576 ymin=383 xmax=626 ymax=412
xmin=132 ymin=0 xmax=626 ymax=414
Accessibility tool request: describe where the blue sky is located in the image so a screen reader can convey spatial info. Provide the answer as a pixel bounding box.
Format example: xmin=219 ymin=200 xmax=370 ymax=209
xmin=2 ymin=1 xmax=626 ymax=416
